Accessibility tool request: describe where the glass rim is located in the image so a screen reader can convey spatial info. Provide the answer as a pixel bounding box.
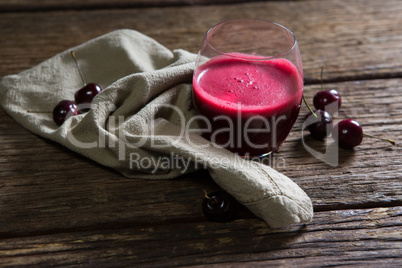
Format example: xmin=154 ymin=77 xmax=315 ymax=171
xmin=204 ymin=19 xmax=298 ymax=61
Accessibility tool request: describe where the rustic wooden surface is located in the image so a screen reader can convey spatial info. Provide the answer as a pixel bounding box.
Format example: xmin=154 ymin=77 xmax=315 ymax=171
xmin=0 ymin=0 xmax=266 ymax=11
xmin=0 ymin=0 xmax=401 ymax=267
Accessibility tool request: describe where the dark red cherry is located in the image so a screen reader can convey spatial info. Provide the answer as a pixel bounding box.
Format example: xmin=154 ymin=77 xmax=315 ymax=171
xmin=313 ymin=89 xmax=341 ymax=115
xmin=53 ymin=100 xmax=79 ymax=126
xmin=305 ymin=110 xmax=333 ymax=140
xmin=202 ymin=191 xmax=237 ymax=222
xmin=74 ymin=83 xmax=102 ymax=111
xmin=333 ymin=119 xmax=363 ymax=149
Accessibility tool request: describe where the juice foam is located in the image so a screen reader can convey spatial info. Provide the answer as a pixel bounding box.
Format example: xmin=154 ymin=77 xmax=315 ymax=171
xmin=193 ymin=54 xmax=303 ymax=156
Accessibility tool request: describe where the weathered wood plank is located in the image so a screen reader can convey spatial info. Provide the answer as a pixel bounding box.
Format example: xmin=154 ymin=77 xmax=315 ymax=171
xmin=0 ymin=0 xmax=265 ymax=11
xmin=0 ymin=1 xmax=401 ymax=266
xmin=0 ymin=0 xmax=402 ymax=82
xmin=280 ymin=78 xmax=402 ymax=210
xmin=0 ymin=207 xmax=400 ymax=267
xmin=0 ymin=78 xmax=400 ymax=237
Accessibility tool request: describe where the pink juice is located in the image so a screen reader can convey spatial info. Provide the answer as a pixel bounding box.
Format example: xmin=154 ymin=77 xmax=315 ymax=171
xmin=192 ymin=54 xmax=303 ymax=156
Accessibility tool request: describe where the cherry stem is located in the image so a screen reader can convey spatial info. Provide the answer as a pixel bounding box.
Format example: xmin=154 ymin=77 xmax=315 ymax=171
xmin=71 ymin=51 xmax=86 ymax=87
xmin=203 ymin=190 xmax=218 ymax=205
xmin=203 ymin=189 xmax=211 ymax=200
xmin=303 ymin=65 xmax=326 ymax=118
xmin=364 ymin=133 xmax=396 ymax=146
xmin=303 ymin=94 xmax=317 ymax=117
xmin=320 ymin=65 xmax=325 ymax=91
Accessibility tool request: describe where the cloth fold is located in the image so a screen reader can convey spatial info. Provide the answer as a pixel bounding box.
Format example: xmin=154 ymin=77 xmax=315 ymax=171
xmin=0 ymin=29 xmax=313 ymax=228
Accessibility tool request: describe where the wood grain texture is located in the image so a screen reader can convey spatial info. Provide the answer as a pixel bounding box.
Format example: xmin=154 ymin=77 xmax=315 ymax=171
xmin=0 ymin=207 xmax=400 ymax=267
xmin=0 ymin=0 xmax=402 ymax=82
xmin=0 ymin=78 xmax=400 ymax=237
xmin=0 ymin=0 xmax=268 ymax=11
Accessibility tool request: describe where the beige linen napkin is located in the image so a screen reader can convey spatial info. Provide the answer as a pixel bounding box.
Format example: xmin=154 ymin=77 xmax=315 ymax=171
xmin=0 ymin=29 xmax=313 ymax=228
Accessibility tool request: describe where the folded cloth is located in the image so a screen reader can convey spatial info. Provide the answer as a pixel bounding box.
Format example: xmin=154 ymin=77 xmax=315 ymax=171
xmin=0 ymin=29 xmax=313 ymax=228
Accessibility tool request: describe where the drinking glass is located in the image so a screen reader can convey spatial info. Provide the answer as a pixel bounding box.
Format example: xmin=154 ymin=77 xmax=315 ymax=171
xmin=193 ymin=19 xmax=303 ymax=157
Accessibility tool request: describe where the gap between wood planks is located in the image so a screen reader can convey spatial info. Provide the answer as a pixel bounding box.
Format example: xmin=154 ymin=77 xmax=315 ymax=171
xmin=0 ymin=215 xmax=205 ymax=240
xmin=0 ymin=0 xmax=270 ymax=13
xmin=304 ymin=71 xmax=402 ymax=85
xmin=1 ymin=202 xmax=401 ymax=240
xmin=314 ymin=200 xmax=402 ymax=213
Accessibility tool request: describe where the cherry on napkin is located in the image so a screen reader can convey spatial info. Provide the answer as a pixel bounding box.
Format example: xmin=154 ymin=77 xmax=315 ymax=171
xmin=0 ymin=29 xmax=313 ymax=228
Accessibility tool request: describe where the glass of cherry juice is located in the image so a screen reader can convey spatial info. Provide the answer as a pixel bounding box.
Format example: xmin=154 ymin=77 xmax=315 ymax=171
xmin=192 ymin=19 xmax=304 ymax=157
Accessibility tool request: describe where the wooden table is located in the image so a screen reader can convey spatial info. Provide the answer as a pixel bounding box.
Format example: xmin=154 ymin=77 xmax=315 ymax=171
xmin=0 ymin=0 xmax=401 ymax=267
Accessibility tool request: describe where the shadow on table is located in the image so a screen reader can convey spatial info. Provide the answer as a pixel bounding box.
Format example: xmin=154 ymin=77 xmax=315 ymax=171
xmin=291 ymin=134 xmax=356 ymax=167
